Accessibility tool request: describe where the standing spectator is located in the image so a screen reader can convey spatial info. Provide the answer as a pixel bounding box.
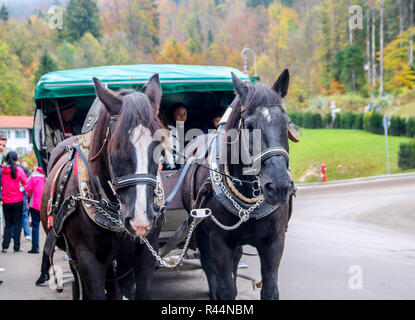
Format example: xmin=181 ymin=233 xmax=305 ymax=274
xmin=1 ymin=152 xmax=27 ymax=253
xmin=18 ymin=160 xmax=31 ymax=241
xmin=0 ymin=134 xmax=6 ymax=281
xmin=25 ymin=165 xmax=45 ymax=254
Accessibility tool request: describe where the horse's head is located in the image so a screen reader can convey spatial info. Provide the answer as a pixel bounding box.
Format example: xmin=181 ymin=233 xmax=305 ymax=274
xmin=231 ymin=70 xmax=297 ymax=206
xmin=92 ymin=74 xmax=164 ymax=237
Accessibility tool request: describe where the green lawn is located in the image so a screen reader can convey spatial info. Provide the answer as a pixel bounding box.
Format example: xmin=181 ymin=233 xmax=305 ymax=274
xmin=289 ymin=129 xmax=415 ymax=183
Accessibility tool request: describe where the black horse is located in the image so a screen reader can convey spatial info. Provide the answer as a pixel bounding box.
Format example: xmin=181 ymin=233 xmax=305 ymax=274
xmin=181 ymin=70 xmax=296 ymax=300
xmin=40 ymin=74 xmax=165 ymax=299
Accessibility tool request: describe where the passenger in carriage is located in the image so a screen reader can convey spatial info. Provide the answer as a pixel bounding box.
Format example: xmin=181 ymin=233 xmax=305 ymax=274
xmin=202 ymin=107 xmax=225 ymax=133
xmin=162 ymin=103 xmax=189 ymax=169
xmin=158 ymin=110 xmax=176 ymax=170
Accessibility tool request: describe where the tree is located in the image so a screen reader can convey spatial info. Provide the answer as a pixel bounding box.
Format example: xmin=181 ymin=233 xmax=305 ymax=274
xmin=333 ymin=45 xmax=365 ymax=92
xmin=58 ymin=0 xmax=101 ymax=42
xmin=74 ymin=33 xmax=105 ymax=67
xmin=119 ymin=0 xmax=160 ymax=56
xmin=0 ymin=4 xmax=8 ymax=22
xmin=383 ymin=27 xmax=415 ymax=92
xmin=34 ymin=50 xmax=58 ymax=84
xmin=0 ymin=41 xmax=31 ymax=115
xmin=247 ymin=0 xmax=273 ymax=7
xmin=410 ymin=0 xmax=414 ymax=65
xmin=57 ymin=41 xmax=77 ymax=70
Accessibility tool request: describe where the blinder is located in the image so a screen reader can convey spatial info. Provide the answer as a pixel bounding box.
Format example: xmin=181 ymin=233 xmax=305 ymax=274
xmin=111 ymin=173 xmax=158 ymax=190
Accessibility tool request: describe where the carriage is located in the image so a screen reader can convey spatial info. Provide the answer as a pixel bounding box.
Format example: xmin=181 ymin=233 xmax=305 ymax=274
xmin=33 ymin=64 xmax=294 ymax=300
xmin=33 ymin=64 xmax=258 ymax=269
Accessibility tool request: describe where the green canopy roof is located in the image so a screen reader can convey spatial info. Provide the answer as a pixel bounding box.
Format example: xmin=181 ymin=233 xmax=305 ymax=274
xmin=34 ymin=64 xmax=258 ymax=100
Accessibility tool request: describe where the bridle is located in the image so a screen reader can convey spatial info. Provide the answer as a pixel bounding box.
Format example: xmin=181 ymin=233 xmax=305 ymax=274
xmin=93 ymin=114 xmax=163 ymax=207
xmin=238 ymin=103 xmax=291 ymax=174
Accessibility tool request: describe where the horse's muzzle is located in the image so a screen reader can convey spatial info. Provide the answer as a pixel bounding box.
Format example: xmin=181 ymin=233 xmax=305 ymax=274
xmin=126 ymin=211 xmax=155 ymax=237
xmin=263 ymin=180 xmax=293 ymax=205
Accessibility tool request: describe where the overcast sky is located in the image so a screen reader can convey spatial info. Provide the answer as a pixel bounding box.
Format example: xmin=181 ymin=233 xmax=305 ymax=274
xmin=1 ymin=0 xmax=69 ymax=19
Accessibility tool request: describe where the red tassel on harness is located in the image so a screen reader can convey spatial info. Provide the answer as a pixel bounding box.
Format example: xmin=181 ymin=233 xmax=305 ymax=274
xmin=47 ymin=216 xmax=54 ymax=230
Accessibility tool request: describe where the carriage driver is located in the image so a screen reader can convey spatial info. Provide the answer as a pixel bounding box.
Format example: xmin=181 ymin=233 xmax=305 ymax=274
xmin=55 ymin=100 xmax=82 ymax=138
xmin=44 ymin=99 xmax=83 ymax=153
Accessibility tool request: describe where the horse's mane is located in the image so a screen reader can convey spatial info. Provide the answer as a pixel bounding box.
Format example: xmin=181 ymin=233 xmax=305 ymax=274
xmin=225 ymin=83 xmax=285 ymax=131
xmin=90 ymin=89 xmax=163 ymax=175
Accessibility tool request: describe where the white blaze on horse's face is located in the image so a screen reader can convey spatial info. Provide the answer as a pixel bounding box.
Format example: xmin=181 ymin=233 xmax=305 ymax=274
xmin=262 ymin=108 xmax=272 ymax=124
xmin=129 ymin=124 xmax=153 ymax=237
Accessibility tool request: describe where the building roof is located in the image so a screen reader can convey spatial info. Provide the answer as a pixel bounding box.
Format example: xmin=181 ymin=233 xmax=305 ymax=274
xmin=0 ymin=116 xmax=33 ymax=129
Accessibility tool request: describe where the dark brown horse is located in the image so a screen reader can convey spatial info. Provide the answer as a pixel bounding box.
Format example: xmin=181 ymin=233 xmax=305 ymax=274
xmin=181 ymin=70 xmax=295 ymax=299
xmin=40 ymin=74 xmax=165 ymax=299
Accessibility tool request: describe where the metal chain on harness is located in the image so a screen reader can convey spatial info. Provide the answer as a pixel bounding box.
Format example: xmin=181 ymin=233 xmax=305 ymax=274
xmin=139 ymin=218 xmax=197 ymax=269
xmin=74 ymin=193 xmax=198 ymax=269
xmin=208 ymin=170 xmax=267 ymax=230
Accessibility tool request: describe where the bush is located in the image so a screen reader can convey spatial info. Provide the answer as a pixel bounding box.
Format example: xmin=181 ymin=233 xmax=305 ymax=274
xmin=288 ymin=111 xmax=304 ymax=127
xmin=323 ymin=112 xmax=333 ymax=128
xmin=313 ymin=113 xmax=323 ymax=128
xmin=406 ymin=117 xmax=415 ymax=137
xmin=303 ymin=111 xmax=315 ymax=128
xmin=324 ymin=93 xmax=368 ymax=112
xmin=352 ymin=113 xmax=364 ymax=130
xmin=389 ymin=116 xmax=407 ymax=136
xmin=341 ymin=111 xmax=358 ymax=129
xmin=333 ymin=113 xmax=342 ymax=128
xmin=363 ymin=111 xmax=383 ymax=134
xmin=398 ymin=140 xmax=415 ymax=170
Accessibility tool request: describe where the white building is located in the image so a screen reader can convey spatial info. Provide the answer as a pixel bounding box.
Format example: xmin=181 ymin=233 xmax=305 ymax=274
xmin=0 ymin=116 xmax=33 ymax=156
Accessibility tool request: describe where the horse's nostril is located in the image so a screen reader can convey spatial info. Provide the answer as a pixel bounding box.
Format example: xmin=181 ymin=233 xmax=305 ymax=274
xmin=264 ymin=183 xmax=274 ymax=195
xmin=264 ymin=182 xmax=290 ymax=201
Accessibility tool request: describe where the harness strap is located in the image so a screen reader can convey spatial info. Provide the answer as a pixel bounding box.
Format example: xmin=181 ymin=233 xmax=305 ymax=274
xmin=159 ymin=155 xmax=197 ymax=213
xmin=47 ymin=149 xmax=74 ymax=216
xmin=159 ymin=133 xmax=216 ymax=213
xmin=74 ymin=144 xmax=120 ymax=212
xmin=252 ymin=147 xmax=290 ymax=167
xmin=112 ymin=173 xmax=158 ymax=190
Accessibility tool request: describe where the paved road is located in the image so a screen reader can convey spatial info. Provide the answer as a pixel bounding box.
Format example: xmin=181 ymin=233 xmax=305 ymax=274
xmin=1 ymin=174 xmax=414 ymax=300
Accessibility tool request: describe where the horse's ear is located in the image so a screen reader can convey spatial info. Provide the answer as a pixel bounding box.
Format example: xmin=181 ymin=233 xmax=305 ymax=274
xmin=288 ymin=130 xmax=299 ymax=143
xmin=231 ymin=72 xmax=248 ymax=105
xmin=145 ymin=73 xmax=162 ymax=114
xmin=93 ymin=77 xmax=122 ymax=115
xmin=288 ymin=122 xmax=300 ymax=143
xmin=272 ymin=69 xmax=290 ymax=98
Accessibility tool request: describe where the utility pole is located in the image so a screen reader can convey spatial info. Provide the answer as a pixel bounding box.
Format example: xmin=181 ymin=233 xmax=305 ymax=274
xmin=366 ymin=0 xmax=371 ymax=95
xmin=379 ymin=0 xmax=384 ymax=96
xmin=371 ymin=3 xmax=376 ymax=103
xmin=410 ymin=0 xmax=414 ymax=66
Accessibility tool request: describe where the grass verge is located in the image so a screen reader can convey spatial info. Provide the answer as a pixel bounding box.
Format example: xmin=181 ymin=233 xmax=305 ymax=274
xmin=289 ymin=129 xmax=415 ymax=183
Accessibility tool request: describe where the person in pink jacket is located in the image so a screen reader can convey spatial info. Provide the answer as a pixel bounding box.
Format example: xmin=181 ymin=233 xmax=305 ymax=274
xmin=25 ymin=166 xmax=46 ymax=254
xmin=1 ymin=152 xmax=27 ymax=253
